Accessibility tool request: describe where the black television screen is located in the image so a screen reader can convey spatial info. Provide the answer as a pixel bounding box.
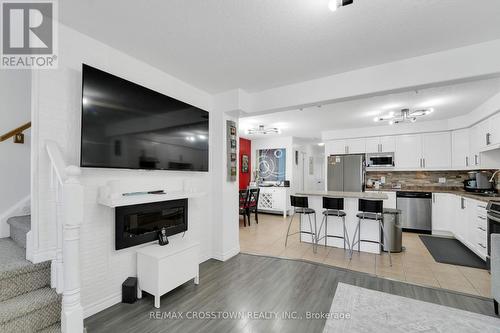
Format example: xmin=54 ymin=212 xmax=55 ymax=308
xmin=80 ymin=64 xmax=209 ymax=171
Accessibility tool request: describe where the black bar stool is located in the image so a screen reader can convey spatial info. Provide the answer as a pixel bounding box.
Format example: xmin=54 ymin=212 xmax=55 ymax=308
xmin=317 ymin=197 xmax=350 ymax=251
xmin=351 ymin=199 xmax=392 ymax=266
xmin=285 ymin=195 xmax=317 ymax=252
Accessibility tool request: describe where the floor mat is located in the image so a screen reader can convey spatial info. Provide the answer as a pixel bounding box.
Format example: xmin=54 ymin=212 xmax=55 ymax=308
xmin=419 ymin=235 xmax=487 ymax=269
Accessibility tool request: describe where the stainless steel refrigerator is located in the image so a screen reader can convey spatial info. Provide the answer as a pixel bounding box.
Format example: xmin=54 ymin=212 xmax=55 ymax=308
xmin=327 ymin=154 xmax=365 ymax=192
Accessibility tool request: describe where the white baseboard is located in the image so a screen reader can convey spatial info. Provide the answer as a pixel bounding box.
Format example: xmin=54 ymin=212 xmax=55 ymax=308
xmin=83 ymin=292 xmax=121 ymax=319
xmin=212 ymin=246 xmax=240 ymax=261
xmin=0 ymin=195 xmax=30 ymax=238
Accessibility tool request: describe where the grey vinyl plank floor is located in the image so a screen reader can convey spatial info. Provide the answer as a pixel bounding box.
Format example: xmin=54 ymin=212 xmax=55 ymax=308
xmin=84 ymin=253 xmax=496 ymax=333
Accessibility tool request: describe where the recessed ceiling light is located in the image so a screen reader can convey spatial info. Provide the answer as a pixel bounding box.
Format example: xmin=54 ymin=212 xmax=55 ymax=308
xmin=318 ymin=142 xmax=325 ymax=146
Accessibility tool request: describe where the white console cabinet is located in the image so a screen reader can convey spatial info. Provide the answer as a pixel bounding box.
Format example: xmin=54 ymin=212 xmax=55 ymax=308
xmin=137 ymin=240 xmax=200 ymax=308
xmin=257 ymin=187 xmax=289 ymax=218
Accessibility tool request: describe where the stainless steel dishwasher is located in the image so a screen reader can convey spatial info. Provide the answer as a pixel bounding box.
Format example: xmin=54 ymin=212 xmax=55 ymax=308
xmin=396 ymin=191 xmax=432 ymax=232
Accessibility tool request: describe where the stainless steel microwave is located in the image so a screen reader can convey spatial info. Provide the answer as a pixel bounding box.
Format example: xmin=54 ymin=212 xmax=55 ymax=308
xmin=367 ymin=152 xmax=395 ymax=167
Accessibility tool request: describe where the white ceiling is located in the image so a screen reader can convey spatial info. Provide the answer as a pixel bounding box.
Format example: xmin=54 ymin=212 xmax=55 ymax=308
xmin=239 ymin=78 xmax=500 ymax=139
xmin=59 ymin=0 xmax=500 ymax=93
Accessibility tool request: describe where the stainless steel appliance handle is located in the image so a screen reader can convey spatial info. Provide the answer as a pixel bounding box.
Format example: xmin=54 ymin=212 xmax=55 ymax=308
xmin=488 ymin=213 xmax=500 ymax=223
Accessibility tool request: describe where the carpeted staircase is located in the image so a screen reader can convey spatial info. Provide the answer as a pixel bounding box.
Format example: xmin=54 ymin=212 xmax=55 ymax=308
xmin=0 ymin=216 xmax=61 ymax=332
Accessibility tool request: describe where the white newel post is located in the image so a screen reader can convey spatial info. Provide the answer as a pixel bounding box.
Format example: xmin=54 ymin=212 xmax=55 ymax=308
xmin=61 ymin=166 xmax=84 ymax=333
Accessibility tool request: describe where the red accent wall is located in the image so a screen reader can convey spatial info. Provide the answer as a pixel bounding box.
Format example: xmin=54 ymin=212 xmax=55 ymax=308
xmin=239 ymin=138 xmax=251 ymax=190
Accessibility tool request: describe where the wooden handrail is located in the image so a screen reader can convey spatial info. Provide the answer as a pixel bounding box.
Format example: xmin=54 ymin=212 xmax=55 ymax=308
xmin=0 ymin=122 xmax=31 ymax=142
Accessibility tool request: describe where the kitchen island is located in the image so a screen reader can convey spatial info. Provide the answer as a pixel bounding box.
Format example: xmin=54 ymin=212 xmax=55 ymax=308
xmin=295 ymin=191 xmax=388 ymax=254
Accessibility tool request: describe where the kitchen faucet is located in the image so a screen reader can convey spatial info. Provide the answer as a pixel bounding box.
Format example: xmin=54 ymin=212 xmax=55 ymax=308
xmin=490 ymin=170 xmax=500 ymax=183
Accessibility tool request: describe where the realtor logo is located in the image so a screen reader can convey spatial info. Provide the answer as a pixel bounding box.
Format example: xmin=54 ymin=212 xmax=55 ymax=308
xmin=1 ymin=0 xmax=57 ymax=68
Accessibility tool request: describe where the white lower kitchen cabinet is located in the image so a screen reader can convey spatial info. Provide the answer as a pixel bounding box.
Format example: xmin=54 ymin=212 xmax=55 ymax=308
xmin=257 ymin=187 xmax=289 ymax=218
xmin=431 ymin=193 xmax=454 ymax=236
xmin=432 ymin=194 xmax=488 ymax=261
xmin=381 ymin=191 xmax=396 ymax=209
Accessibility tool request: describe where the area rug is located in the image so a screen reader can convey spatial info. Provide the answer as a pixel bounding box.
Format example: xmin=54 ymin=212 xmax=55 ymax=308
xmin=323 ymin=283 xmax=500 ymax=333
xmin=419 ymin=235 xmax=487 ymax=269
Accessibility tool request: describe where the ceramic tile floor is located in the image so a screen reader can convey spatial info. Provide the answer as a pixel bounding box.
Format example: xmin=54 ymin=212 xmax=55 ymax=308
xmin=239 ymin=213 xmax=491 ymax=298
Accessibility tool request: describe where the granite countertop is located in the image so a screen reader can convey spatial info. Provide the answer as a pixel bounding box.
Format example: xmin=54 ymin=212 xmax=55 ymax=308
xmin=366 ymin=187 xmax=500 ymax=203
xmin=296 ymin=191 xmax=388 ymax=200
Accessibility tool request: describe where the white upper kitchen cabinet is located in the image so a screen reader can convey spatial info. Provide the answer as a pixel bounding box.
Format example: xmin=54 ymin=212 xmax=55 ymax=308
xmin=422 ymin=132 xmax=451 ymax=169
xmin=346 ymin=138 xmax=366 ymax=154
xmin=325 ymin=140 xmax=346 ymax=155
xmin=451 ymin=129 xmax=470 ymax=169
xmin=488 ymin=112 xmax=500 ymax=146
xmin=432 ymin=193 xmax=453 ymax=236
xmin=395 ymin=134 xmax=422 ymax=169
xmin=469 ymin=124 xmax=482 ymax=167
xmin=365 ymin=136 xmax=395 ymax=153
xmin=365 ymin=137 xmax=380 ymax=153
xmin=380 ymin=136 xmax=396 ymax=153
xmin=476 ymin=118 xmax=490 ymax=150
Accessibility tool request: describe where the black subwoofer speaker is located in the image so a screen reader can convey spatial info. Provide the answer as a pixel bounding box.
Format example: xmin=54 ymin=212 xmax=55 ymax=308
xmin=122 ymin=277 xmax=138 ymax=304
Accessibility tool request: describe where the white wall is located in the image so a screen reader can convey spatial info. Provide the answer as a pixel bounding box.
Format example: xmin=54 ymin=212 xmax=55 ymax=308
xmin=30 ymin=24 xmax=227 ymax=317
xmin=0 ymin=71 xmax=31 ymax=237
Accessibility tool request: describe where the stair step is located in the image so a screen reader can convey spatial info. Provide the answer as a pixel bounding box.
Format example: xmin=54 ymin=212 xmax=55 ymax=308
xmin=7 ymin=215 xmax=31 ymax=249
xmin=0 ymin=287 xmax=61 ymax=332
xmin=0 ymin=238 xmax=50 ymax=302
xmin=37 ymin=322 xmax=60 ymax=333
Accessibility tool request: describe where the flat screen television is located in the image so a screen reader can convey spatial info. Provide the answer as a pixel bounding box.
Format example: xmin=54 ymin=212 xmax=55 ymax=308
xmin=80 ymin=64 xmax=209 ymax=171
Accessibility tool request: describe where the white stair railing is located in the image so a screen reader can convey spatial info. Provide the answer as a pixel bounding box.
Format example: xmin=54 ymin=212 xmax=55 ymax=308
xmin=46 ymin=141 xmax=84 ymax=333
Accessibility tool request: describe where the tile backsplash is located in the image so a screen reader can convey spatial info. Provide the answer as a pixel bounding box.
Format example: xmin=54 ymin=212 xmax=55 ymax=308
xmin=366 ymin=170 xmax=498 ymax=190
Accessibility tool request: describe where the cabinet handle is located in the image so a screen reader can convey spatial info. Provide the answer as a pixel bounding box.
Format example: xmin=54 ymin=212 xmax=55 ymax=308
xmin=478 ymin=226 xmax=486 ymax=232
xmin=465 ymin=156 xmax=469 ymax=167
xmin=419 ymin=158 xmax=422 ymax=168
xmin=474 ymin=154 xmax=478 ymax=166
xmin=486 ymin=133 xmax=491 ymax=145
xmin=432 ymin=194 xmax=435 ymax=203
xmin=461 ymin=197 xmax=465 ymax=209
xmin=478 ymin=243 xmax=486 ymax=249
xmin=478 ymin=216 xmax=486 ymax=220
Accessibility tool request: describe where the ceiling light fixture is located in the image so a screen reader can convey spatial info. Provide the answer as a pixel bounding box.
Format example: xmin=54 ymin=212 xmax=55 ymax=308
xmin=374 ymin=108 xmax=434 ymax=125
xmin=247 ymin=125 xmax=280 ymax=135
xmin=318 ymin=142 xmax=325 ymax=146
xmin=328 ymin=0 xmax=354 ymax=12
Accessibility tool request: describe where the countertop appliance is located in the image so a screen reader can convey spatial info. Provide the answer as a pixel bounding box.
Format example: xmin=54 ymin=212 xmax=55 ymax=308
xmin=366 ymin=152 xmax=395 ymax=168
xmin=464 ymin=171 xmax=494 ymax=193
xmin=327 ymin=154 xmax=365 ymax=192
xmin=396 ymin=191 xmax=432 ymax=233
xmin=487 ymin=201 xmax=500 ymax=270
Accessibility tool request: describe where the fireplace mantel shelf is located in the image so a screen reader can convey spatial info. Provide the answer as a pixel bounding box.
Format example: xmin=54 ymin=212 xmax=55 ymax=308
xmin=98 ymin=191 xmax=206 ymax=208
